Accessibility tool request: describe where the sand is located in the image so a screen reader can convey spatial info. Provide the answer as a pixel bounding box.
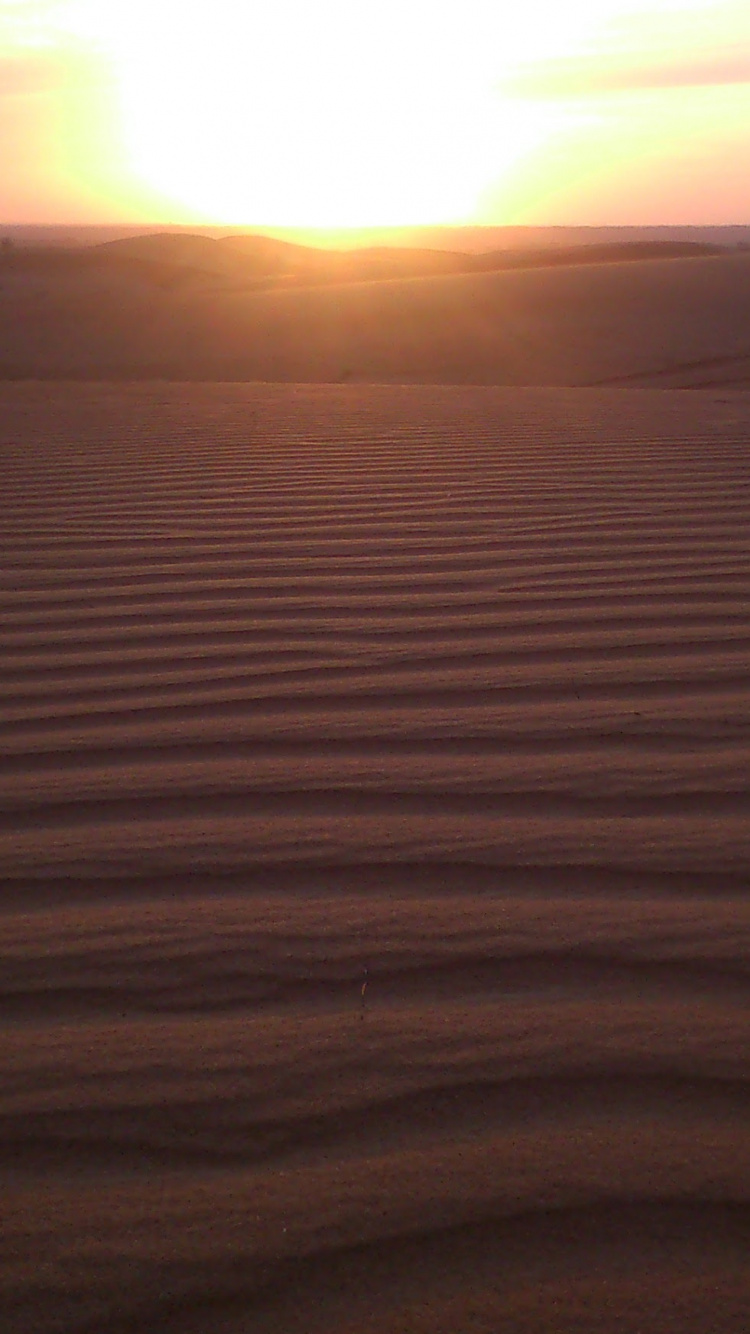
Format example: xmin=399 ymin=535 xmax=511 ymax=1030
xmin=2 ymin=249 xmax=750 ymax=385
xmin=1 ymin=382 xmax=750 ymax=1332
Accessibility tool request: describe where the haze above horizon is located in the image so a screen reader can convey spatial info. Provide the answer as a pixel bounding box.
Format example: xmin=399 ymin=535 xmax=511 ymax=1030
xmin=1 ymin=1 xmax=749 ymax=231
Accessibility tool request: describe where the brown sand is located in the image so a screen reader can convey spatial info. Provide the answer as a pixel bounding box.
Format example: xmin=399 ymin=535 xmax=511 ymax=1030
xmin=1 ymin=250 xmax=750 ymax=385
xmin=1 ymin=383 xmax=750 ymax=1332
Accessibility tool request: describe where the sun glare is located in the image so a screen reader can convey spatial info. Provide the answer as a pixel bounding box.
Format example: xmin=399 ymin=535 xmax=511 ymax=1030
xmin=48 ymin=0 xmax=744 ymax=227
xmin=105 ymin=1 xmax=559 ymax=226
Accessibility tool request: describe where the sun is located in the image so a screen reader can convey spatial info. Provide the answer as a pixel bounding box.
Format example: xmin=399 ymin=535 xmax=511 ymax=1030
xmin=107 ymin=1 xmax=557 ymax=226
xmin=58 ymin=0 xmax=644 ymax=227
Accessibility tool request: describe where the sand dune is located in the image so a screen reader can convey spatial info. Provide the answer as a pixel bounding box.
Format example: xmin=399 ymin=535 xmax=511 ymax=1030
xmin=102 ymin=230 xmax=720 ymax=285
xmin=1 ymin=383 xmax=750 ymax=1332
xmin=1 ymin=247 xmax=749 ymax=384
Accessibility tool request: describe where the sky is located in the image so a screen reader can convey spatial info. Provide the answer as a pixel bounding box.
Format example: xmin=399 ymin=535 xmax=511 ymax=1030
xmin=1 ymin=0 xmax=749 ymax=229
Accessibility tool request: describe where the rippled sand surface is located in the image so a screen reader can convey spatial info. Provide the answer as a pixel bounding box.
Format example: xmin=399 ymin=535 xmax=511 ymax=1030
xmin=1 ymin=384 xmax=749 ymax=1332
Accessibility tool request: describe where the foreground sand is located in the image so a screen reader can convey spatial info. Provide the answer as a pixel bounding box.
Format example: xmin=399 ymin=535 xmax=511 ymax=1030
xmin=1 ymin=383 xmax=750 ymax=1332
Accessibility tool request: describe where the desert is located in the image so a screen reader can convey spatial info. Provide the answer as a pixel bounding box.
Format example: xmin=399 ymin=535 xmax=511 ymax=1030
xmin=1 ymin=232 xmax=750 ymax=386
xmin=1 ymin=235 xmax=750 ymax=1332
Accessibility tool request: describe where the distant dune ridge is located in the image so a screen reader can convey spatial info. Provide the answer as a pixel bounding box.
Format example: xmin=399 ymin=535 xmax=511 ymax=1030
xmin=1 ymin=230 xmax=750 ymax=384
xmin=1 ymin=383 xmax=750 ymax=1332
xmin=5 ymin=220 xmax=750 ymax=251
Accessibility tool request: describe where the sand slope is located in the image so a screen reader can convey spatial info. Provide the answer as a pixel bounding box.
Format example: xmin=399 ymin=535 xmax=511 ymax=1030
xmin=1 ymin=384 xmax=750 ymax=1332
xmin=1 ymin=251 xmax=749 ymax=384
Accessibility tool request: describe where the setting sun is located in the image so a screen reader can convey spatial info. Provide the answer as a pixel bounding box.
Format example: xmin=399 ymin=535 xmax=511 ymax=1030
xmin=1 ymin=0 xmax=749 ymax=225
xmin=80 ymin=0 xmax=585 ymax=226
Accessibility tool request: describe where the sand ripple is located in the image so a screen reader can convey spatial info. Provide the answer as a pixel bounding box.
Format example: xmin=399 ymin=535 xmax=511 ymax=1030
xmin=1 ymin=384 xmax=749 ymax=1332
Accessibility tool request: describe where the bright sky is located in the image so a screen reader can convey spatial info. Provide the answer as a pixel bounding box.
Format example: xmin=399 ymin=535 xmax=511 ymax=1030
xmin=1 ymin=0 xmax=749 ymax=227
